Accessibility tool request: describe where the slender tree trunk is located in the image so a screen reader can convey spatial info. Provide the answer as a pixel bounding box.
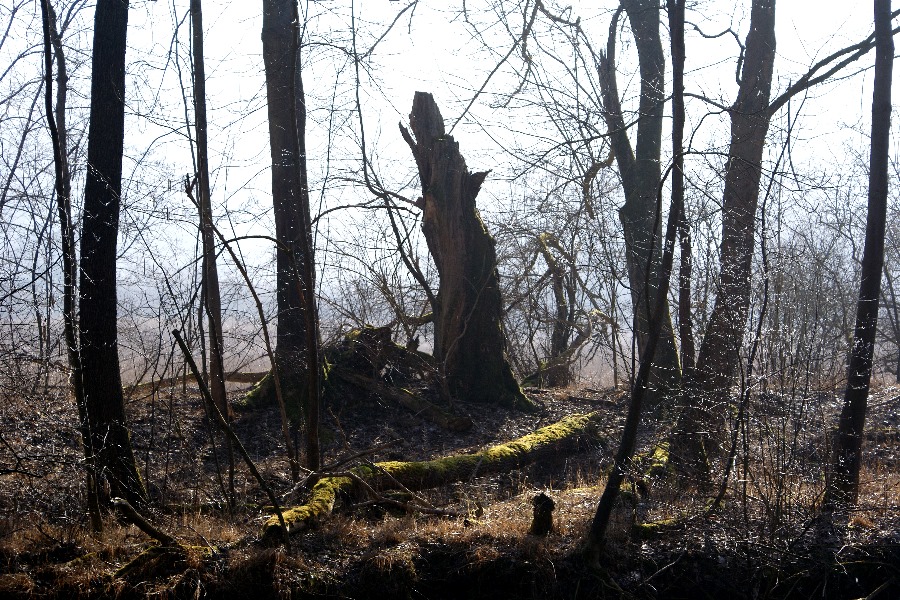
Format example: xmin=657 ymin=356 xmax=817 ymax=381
xmin=538 ymin=233 xmax=575 ymax=387
xmin=671 ymin=0 xmax=695 ymax=378
xmin=261 ymin=0 xmax=320 ymax=470
xmin=190 ymin=0 xmax=230 ymax=422
xmin=671 ymin=0 xmax=776 ymax=471
xmin=40 ymin=0 xmax=103 ymax=531
xmin=825 ymin=0 xmax=893 ymax=509
xmin=678 ymin=217 xmax=696 ymax=374
xmin=400 ymin=92 xmax=532 ymax=410
xmin=584 ymin=0 xmax=687 ymax=564
xmin=293 ymin=16 xmax=321 ymax=471
xmin=598 ymin=0 xmax=681 ymax=405
xmin=191 ymin=0 xmax=236 ymax=505
xmin=79 ymin=0 xmax=147 ymax=507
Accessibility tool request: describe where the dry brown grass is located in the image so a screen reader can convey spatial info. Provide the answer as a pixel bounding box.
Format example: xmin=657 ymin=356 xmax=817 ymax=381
xmin=1 ymin=381 xmax=900 ymax=598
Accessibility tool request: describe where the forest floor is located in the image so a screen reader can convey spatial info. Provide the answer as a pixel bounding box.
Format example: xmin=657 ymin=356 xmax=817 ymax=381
xmin=1 ymin=378 xmax=900 ymax=599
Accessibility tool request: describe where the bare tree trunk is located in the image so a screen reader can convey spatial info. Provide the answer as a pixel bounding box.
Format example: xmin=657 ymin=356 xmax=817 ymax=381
xmin=190 ymin=0 xmax=230 ymax=422
xmin=190 ymin=0 xmax=236 ymax=505
xmin=79 ymin=0 xmax=147 ymax=508
xmin=597 ymin=0 xmax=681 ymax=406
xmin=678 ymin=217 xmax=696 ymax=374
xmin=40 ymin=0 xmax=103 ymax=531
xmin=401 ymin=92 xmax=532 ymax=411
xmin=261 ymin=0 xmax=320 ymax=470
xmin=671 ymin=0 xmax=776 ymax=472
xmin=538 ymin=233 xmax=576 ymax=387
xmin=584 ymin=0 xmax=687 ymax=564
xmin=825 ymin=0 xmax=893 ymax=509
xmin=293 ymin=16 xmax=321 ymax=471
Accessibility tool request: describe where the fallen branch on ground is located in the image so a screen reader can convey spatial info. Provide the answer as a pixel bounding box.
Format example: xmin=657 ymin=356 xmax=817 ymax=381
xmin=260 ymin=411 xmax=606 ymax=543
xmin=112 ymin=497 xmax=179 ymax=547
xmin=125 ymin=371 xmax=267 ymax=396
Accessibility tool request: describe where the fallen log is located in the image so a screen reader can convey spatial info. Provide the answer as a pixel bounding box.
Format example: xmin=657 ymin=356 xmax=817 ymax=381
xmin=260 ymin=412 xmax=606 ymax=543
xmin=125 ymin=370 xmax=267 ymax=396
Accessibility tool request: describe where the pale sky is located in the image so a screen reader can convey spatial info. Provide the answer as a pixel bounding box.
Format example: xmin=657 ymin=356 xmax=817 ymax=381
xmin=121 ymin=0 xmax=887 ymax=204
xmin=111 ymin=0 xmax=896 ymax=315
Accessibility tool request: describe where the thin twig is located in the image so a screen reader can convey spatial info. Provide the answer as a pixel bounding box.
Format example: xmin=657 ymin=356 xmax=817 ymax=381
xmin=339 ymin=471 xmax=464 ymax=517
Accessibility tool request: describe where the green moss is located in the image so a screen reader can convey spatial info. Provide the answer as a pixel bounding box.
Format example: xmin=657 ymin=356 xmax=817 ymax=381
xmin=240 ymin=370 xmax=273 ymax=409
xmin=632 ymin=517 xmax=679 ymax=539
xmin=648 ymin=442 xmax=670 ymax=478
xmin=241 ymin=362 xmax=332 ymax=424
xmin=262 ymin=475 xmax=352 ymax=541
xmin=261 ymin=412 xmax=605 ymax=542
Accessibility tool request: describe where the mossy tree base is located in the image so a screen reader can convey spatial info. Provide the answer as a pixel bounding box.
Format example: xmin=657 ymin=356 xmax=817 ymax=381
xmin=248 ymin=325 xmax=474 ymax=431
xmin=261 ymin=412 xmax=607 ymax=543
xmin=241 ymin=368 xmax=308 ymax=423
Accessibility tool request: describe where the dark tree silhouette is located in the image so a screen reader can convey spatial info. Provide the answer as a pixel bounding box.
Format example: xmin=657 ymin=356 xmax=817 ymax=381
xmin=78 ymin=0 xmax=147 ymax=507
xmin=825 ymin=0 xmax=893 ymax=509
xmin=598 ymin=0 xmax=681 ymax=404
xmin=671 ymin=0 xmax=777 ymax=473
xmin=401 ymin=92 xmax=532 ymax=410
xmin=583 ymin=0 xmax=687 ymax=563
xmin=40 ymin=0 xmax=103 ymax=531
xmin=261 ymin=0 xmax=321 ymax=470
xmin=190 ymin=0 xmax=230 ymax=422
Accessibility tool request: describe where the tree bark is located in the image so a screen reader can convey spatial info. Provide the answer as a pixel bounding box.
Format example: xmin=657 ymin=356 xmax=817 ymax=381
xmin=401 ymin=92 xmax=532 ymax=410
xmin=677 ymin=215 xmax=696 ymax=374
xmin=671 ymin=0 xmax=777 ymax=471
xmin=584 ymin=0 xmax=686 ymax=563
xmin=825 ymin=0 xmax=893 ymax=509
xmin=261 ymin=0 xmax=320 ymax=469
xmin=598 ymin=1 xmax=681 ymax=405
xmin=79 ymin=0 xmax=147 ymax=507
xmin=40 ymin=0 xmax=103 ymax=531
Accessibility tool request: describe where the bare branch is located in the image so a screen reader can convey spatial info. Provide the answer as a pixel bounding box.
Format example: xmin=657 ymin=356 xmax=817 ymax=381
xmin=769 ymin=10 xmax=900 ymax=115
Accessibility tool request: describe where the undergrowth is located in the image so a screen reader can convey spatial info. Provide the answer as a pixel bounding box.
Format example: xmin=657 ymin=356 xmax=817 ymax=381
xmin=1 ymin=384 xmax=899 ymax=598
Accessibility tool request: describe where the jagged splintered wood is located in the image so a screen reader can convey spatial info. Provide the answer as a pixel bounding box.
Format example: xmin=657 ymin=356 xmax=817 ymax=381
xmin=400 ymin=92 xmax=533 ymax=411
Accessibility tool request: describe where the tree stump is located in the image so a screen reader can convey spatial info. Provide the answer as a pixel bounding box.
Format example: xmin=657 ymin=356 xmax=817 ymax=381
xmin=400 ymin=92 xmax=533 ymax=410
xmin=529 ymin=492 xmax=555 ymax=536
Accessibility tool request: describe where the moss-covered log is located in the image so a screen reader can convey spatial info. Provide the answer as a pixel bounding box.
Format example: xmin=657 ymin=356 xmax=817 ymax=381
xmin=261 ymin=412 xmax=606 ymax=543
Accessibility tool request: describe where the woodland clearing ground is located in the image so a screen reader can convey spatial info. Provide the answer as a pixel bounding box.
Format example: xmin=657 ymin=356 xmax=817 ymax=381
xmin=0 ymin=383 xmax=899 ymax=598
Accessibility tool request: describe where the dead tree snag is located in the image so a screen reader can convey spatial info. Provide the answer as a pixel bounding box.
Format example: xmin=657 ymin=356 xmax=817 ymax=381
xmin=400 ymin=92 xmax=532 ymax=410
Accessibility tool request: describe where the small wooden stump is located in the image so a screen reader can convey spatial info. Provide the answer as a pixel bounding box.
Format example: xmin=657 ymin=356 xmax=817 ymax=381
xmin=529 ymin=492 xmax=555 ymax=536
